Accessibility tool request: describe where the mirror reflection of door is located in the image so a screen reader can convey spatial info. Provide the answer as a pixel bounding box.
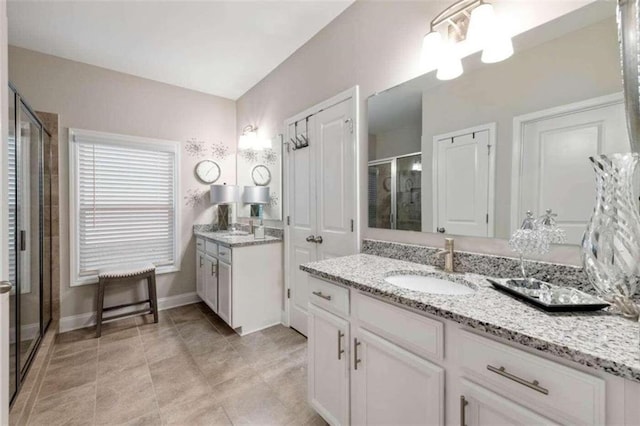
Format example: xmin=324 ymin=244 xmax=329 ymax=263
xmin=433 ymin=127 xmax=494 ymax=238
xmin=513 ymin=94 xmax=630 ymax=245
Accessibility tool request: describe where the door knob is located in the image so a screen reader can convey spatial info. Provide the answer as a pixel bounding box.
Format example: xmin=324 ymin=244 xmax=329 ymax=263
xmin=437 ymin=227 xmax=446 ymax=233
xmin=306 ymin=235 xmax=316 ymax=242
xmin=314 ymin=236 xmax=323 ymax=244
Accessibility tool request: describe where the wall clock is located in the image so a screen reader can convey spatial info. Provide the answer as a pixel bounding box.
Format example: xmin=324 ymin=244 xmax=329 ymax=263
xmin=195 ymin=160 xmax=221 ymax=184
xmin=251 ymin=165 xmax=271 ymax=186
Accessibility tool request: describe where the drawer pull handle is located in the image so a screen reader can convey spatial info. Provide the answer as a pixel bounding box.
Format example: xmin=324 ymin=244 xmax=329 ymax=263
xmin=337 ymin=331 xmax=345 ymax=360
xmin=354 ymin=338 xmax=362 ymax=370
xmin=312 ymin=291 xmax=332 ymax=301
xmin=460 ymin=395 xmax=468 ymax=426
xmin=487 ymin=365 xmax=549 ymax=395
xmin=199 ymin=256 xmax=203 ymax=268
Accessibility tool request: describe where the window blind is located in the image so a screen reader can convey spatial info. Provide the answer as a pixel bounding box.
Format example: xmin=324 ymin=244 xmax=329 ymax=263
xmin=71 ymin=130 xmax=179 ymax=284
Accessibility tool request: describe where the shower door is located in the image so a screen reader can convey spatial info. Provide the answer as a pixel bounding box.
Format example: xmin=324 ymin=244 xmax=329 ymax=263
xmin=6 ymin=84 xmax=52 ymax=405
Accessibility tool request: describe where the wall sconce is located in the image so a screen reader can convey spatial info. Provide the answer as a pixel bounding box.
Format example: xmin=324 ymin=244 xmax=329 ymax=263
xmin=238 ymin=124 xmax=271 ymax=151
xmin=422 ymin=0 xmax=513 ymax=80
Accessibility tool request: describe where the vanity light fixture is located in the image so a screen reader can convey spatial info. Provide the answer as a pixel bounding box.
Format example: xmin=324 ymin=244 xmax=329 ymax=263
xmin=238 ymin=124 xmax=271 ymax=151
xmin=422 ymin=0 xmax=513 ymax=80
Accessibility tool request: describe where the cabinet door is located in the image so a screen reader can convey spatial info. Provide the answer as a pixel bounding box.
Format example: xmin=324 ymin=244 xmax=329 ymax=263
xmin=351 ymin=328 xmax=444 ymax=426
xmin=459 ymin=379 xmax=558 ymax=426
xmin=217 ymin=260 xmax=232 ymax=326
xmin=204 ymin=256 xmax=218 ymax=313
xmin=196 ymin=251 xmax=205 ymax=300
xmin=308 ymin=303 xmax=349 ymax=426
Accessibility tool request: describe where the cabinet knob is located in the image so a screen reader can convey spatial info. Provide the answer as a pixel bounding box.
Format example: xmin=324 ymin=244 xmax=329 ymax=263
xmin=314 ymin=236 xmax=323 ymax=244
xmin=306 ymin=235 xmax=316 ymax=242
xmin=437 ymin=227 xmax=446 ymax=233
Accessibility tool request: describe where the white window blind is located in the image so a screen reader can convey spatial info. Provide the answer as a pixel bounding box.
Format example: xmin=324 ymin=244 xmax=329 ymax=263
xmin=70 ymin=129 xmax=180 ymax=285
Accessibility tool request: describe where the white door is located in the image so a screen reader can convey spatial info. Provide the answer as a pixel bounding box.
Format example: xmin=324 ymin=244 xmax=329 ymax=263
xmin=196 ymin=250 xmax=205 ymax=300
xmin=514 ymin=95 xmax=629 ymax=244
xmin=314 ymin=99 xmax=357 ymax=262
xmin=287 ymin=117 xmax=317 ymax=336
xmin=460 ymin=379 xmax=558 ymax=426
xmin=287 ymin=95 xmax=356 ymax=336
xmin=351 ymin=328 xmax=444 ymax=426
xmin=308 ymin=304 xmax=350 ymax=426
xmin=434 ymin=129 xmax=492 ymax=237
xmin=204 ymin=256 xmax=218 ymax=313
xmin=217 ymin=260 xmax=232 ymax=327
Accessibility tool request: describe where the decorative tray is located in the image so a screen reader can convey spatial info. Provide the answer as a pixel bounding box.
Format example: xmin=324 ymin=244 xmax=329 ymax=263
xmin=487 ymin=278 xmax=610 ymax=312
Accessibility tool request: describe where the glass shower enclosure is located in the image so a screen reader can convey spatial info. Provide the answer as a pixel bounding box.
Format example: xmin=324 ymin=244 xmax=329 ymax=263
xmin=368 ymin=152 xmax=422 ymax=231
xmin=7 ymin=83 xmax=53 ymax=405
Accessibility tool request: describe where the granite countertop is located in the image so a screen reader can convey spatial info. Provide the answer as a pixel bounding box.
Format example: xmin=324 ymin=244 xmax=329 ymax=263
xmin=300 ymin=253 xmax=640 ymax=382
xmin=194 ymin=231 xmax=282 ymax=248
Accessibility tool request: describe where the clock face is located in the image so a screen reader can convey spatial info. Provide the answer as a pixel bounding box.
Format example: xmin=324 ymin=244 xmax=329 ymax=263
xmin=195 ymin=160 xmax=221 ymax=184
xmin=251 ymin=165 xmax=271 ymax=186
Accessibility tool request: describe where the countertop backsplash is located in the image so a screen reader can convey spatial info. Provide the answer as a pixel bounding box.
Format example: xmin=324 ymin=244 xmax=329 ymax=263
xmin=361 ymin=239 xmax=638 ymax=301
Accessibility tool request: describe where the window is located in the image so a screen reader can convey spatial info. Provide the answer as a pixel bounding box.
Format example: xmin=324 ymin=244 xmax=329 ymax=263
xmin=70 ymin=129 xmax=180 ymax=285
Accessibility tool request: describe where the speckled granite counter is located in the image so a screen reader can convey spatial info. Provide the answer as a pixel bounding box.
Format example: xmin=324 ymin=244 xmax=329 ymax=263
xmin=195 ymin=231 xmax=282 ymax=248
xmin=300 ymin=253 xmax=640 ymax=382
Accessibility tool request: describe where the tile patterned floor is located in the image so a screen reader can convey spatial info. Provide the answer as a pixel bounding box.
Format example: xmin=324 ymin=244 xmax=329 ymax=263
xmin=22 ymin=303 xmax=326 ymax=426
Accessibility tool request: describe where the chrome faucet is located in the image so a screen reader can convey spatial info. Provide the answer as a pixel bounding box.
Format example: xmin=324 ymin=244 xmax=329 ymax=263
xmin=436 ymin=238 xmax=455 ymax=273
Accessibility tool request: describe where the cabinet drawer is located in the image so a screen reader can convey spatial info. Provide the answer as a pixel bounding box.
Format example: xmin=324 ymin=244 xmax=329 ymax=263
xmin=205 ymin=240 xmax=218 ymax=256
xmin=353 ymin=292 xmax=443 ymax=361
xmin=217 ymin=245 xmax=232 ymax=263
xmin=459 ymin=330 xmax=605 ymax=425
xmin=196 ymin=238 xmax=205 ymax=252
xmin=308 ymin=276 xmax=349 ymax=317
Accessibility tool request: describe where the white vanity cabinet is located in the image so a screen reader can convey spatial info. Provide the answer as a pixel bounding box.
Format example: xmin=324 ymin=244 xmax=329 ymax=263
xmin=203 ymin=255 xmax=218 ymax=313
xmin=195 ymin=235 xmax=283 ymax=335
xmin=304 ymin=274 xmax=636 ymax=426
xmin=307 ymin=276 xmax=444 ymax=426
xmin=308 ymin=303 xmax=350 ymax=426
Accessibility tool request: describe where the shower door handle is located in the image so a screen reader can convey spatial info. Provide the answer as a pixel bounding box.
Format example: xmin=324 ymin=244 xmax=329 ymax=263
xmin=19 ymin=230 xmax=26 ymax=251
xmin=0 ymin=282 xmax=11 ymax=294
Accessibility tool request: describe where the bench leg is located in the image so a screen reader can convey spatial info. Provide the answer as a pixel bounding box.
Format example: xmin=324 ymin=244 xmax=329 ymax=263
xmin=96 ymin=278 xmax=105 ymax=338
xmin=148 ymin=273 xmax=159 ymax=324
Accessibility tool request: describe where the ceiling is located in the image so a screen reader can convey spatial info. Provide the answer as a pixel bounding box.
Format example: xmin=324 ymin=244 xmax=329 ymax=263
xmin=7 ymin=0 xmax=354 ymax=100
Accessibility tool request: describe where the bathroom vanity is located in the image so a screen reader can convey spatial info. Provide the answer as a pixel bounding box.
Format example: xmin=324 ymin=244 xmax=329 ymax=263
xmin=195 ymin=231 xmax=283 ymax=335
xmin=302 ymin=253 xmax=640 ymax=426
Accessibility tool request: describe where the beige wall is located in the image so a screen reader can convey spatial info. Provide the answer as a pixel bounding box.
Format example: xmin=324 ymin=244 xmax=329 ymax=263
xmin=236 ymin=0 xmax=599 ymax=266
xmin=9 ymin=46 xmax=236 ymax=320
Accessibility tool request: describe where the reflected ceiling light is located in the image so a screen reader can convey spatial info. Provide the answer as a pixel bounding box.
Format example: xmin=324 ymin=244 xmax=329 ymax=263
xmin=238 ymin=125 xmax=271 ymax=151
xmin=420 ymin=0 xmax=513 ymax=81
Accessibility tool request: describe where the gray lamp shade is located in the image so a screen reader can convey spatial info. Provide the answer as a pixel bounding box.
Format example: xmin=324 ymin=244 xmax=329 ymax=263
xmin=210 ymin=184 xmax=241 ymax=204
xmin=243 ymin=186 xmax=270 ymax=204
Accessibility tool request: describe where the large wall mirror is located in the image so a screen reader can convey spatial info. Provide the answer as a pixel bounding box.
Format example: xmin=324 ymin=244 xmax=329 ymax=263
xmin=368 ymin=2 xmax=635 ymax=245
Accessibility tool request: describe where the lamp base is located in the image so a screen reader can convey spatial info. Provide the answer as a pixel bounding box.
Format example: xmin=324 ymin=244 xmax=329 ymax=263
xmin=217 ymin=205 xmax=230 ymax=230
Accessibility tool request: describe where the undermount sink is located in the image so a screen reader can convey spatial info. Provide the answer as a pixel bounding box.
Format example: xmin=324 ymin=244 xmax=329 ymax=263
xmin=384 ymin=273 xmax=477 ymax=295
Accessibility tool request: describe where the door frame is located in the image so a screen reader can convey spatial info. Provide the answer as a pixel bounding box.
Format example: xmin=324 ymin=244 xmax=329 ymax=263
xmin=283 ymin=85 xmax=359 ymax=327
xmin=431 ymin=122 xmax=497 ymax=237
xmin=510 ymin=92 xmax=624 ymax=234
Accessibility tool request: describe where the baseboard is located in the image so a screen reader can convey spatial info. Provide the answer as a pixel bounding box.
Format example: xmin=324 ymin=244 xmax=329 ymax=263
xmin=59 ymin=292 xmax=200 ymax=333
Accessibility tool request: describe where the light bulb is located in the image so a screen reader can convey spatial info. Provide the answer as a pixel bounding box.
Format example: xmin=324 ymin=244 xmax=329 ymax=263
xmin=421 ymin=31 xmax=444 ymax=71
xmin=468 ymin=3 xmax=496 ymax=49
xmin=481 ymin=29 xmax=513 ymax=63
xmin=436 ymin=44 xmax=463 ymax=80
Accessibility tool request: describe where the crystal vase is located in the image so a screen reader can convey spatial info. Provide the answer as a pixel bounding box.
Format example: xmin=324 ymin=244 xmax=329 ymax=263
xmin=581 ymin=153 xmax=640 ymax=319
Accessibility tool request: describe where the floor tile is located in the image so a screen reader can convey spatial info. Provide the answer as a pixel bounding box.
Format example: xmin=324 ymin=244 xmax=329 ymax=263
xmin=95 ymin=364 xmax=157 ymax=425
xmin=39 ymin=349 xmax=98 ymax=398
xmin=135 ymin=312 xmax=174 ymax=335
xmin=28 ymin=382 xmax=96 ymax=426
xmin=141 ymin=332 xmax=189 ymax=365
xmin=148 ymin=353 xmax=211 ymax=410
xmin=166 ymin=305 xmax=204 ymax=324
xmin=160 ymin=397 xmax=231 ymax=425
xmin=219 ymin=380 xmax=293 ymax=425
xmin=97 ymin=334 xmax=146 ymax=379
xmin=176 ymin=319 xmax=227 ymax=355
xmin=192 ymin=345 xmax=254 ymax=386
xmin=122 ymin=411 xmax=161 ymax=426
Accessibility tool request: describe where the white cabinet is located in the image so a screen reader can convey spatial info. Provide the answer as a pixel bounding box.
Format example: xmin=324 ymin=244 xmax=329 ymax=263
xmin=217 ymin=260 xmax=232 ymax=326
xmin=308 ymin=303 xmax=350 ymax=426
xmin=460 ymin=379 xmax=558 ymax=426
xmin=195 ymin=249 xmax=205 ymax=301
xmin=203 ymin=255 xmax=218 ymax=313
xmin=351 ymin=328 xmax=444 ymax=426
